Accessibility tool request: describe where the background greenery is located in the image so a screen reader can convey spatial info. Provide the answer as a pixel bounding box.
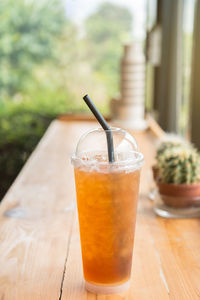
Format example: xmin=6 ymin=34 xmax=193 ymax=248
xmin=0 ymin=0 xmax=132 ymax=199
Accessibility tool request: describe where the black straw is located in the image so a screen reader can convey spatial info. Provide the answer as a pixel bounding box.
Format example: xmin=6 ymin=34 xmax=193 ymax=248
xmin=83 ymin=94 xmax=115 ymax=163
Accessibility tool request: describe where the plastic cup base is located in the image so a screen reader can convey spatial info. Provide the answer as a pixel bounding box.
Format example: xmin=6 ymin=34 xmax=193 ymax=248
xmin=85 ymin=280 xmax=130 ymax=294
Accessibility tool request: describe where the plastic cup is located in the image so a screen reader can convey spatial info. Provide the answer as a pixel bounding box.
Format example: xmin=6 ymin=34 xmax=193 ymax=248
xmin=71 ymin=127 xmax=144 ymax=294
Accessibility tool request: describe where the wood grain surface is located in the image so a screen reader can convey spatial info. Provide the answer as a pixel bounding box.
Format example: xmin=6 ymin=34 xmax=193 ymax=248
xmin=0 ymin=119 xmax=200 ymax=300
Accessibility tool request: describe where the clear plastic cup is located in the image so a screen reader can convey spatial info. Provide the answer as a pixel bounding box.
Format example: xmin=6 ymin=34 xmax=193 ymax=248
xmin=71 ymin=127 xmax=144 ymax=294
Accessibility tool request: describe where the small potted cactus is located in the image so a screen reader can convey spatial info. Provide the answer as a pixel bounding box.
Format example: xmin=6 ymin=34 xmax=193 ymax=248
xmin=154 ymin=142 xmax=200 ymax=208
xmin=152 ymin=141 xmax=184 ymax=181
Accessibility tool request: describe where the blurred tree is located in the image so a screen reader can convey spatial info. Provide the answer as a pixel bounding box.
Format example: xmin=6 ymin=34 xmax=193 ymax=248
xmin=85 ymin=2 xmax=132 ymax=97
xmin=0 ymin=0 xmax=66 ymax=97
xmin=0 ymin=0 xmax=133 ymax=199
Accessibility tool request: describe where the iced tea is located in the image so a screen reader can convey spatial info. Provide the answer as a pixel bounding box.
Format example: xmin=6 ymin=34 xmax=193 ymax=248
xmin=74 ymin=166 xmax=140 ymax=286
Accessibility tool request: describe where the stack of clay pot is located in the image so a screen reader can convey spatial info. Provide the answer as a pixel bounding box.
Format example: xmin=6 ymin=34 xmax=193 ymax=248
xmin=111 ymin=42 xmax=147 ymax=130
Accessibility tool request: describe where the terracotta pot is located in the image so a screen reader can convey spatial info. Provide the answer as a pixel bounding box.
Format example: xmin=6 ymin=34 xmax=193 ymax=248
xmin=156 ymin=181 xmax=200 ymax=208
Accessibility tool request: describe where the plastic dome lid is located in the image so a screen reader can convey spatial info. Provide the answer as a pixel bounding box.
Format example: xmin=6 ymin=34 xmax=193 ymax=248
xmin=71 ymin=127 xmax=144 ymax=172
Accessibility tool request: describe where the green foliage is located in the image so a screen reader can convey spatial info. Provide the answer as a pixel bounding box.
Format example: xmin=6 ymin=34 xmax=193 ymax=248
xmin=0 ymin=87 xmax=80 ymax=199
xmin=0 ymin=0 xmax=72 ymax=199
xmin=85 ymin=2 xmax=132 ymax=97
xmin=155 ymin=142 xmax=200 ymax=184
xmin=0 ymin=0 xmax=66 ymax=97
xmin=0 ymin=105 xmax=50 ymax=199
xmin=86 ymin=2 xmax=132 ymax=44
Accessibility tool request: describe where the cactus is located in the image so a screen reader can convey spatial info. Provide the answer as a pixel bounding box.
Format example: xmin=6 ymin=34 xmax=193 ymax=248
xmin=156 ymin=141 xmax=183 ymax=165
xmin=156 ymin=141 xmax=182 ymax=157
xmin=155 ymin=142 xmax=200 ymax=184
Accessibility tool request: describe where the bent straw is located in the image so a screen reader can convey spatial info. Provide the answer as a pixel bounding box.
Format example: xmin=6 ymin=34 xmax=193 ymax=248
xmin=83 ymin=94 xmax=115 ymax=163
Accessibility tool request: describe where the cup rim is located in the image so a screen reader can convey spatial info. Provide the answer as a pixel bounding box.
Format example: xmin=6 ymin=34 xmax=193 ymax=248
xmin=71 ymin=150 xmax=144 ymax=169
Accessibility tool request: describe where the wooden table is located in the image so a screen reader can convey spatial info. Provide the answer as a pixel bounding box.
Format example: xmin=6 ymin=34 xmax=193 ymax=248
xmin=0 ymin=119 xmax=200 ymax=299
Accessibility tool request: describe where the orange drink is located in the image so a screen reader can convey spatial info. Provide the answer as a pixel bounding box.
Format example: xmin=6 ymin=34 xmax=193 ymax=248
xmin=72 ymin=127 xmax=143 ymax=294
xmin=75 ymin=167 xmax=140 ymax=285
